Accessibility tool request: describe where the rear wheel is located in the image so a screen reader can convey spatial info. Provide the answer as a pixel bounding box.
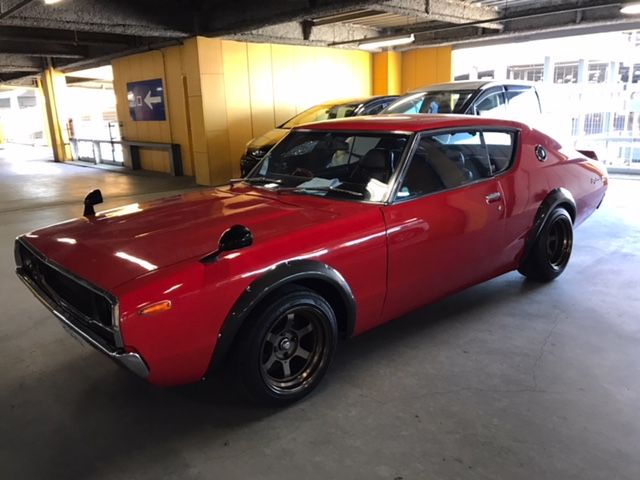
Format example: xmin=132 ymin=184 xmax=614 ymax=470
xmin=519 ymin=208 xmax=573 ymax=282
xmin=235 ymin=286 xmax=337 ymax=405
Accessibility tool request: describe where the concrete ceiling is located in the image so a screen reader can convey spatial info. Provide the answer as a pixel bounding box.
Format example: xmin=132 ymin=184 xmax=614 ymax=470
xmin=0 ymin=0 xmax=638 ymax=83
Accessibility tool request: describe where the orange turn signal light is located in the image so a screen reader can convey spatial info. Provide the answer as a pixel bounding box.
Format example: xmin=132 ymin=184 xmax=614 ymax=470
xmin=139 ymin=300 xmax=172 ymax=316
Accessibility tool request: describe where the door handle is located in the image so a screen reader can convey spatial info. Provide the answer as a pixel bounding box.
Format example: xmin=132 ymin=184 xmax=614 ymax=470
xmin=485 ymin=192 xmax=502 ymax=204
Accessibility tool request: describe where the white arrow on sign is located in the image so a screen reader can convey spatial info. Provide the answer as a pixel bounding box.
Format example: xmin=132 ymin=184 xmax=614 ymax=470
xmin=144 ymin=90 xmax=162 ymax=110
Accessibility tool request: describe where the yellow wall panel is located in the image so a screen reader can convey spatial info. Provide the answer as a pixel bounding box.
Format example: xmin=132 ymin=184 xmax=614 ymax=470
xmin=222 ymin=40 xmax=252 ymax=178
xmin=401 ymin=46 xmax=452 ymax=93
xmin=247 ymin=43 xmax=276 ymax=137
xmin=270 ymin=43 xmax=298 ymax=126
xmin=201 ymin=73 xmax=228 ymax=132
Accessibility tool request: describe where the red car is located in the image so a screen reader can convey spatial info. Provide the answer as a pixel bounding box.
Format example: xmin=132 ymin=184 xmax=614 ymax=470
xmin=15 ymin=115 xmax=608 ymax=405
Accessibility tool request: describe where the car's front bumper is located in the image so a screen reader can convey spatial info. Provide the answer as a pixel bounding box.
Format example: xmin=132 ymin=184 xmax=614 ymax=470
xmin=16 ymin=267 xmax=150 ymax=379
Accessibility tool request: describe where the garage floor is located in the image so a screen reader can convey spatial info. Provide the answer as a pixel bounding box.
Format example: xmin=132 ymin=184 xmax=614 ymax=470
xmin=1 ymin=146 xmax=639 ymax=480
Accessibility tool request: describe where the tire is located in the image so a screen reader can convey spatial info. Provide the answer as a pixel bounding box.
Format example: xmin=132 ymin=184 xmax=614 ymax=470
xmin=234 ymin=286 xmax=337 ymax=406
xmin=518 ymin=207 xmax=573 ymax=282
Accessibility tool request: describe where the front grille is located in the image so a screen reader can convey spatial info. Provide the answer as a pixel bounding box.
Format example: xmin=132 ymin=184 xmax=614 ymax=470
xmin=16 ymin=240 xmax=117 ymax=348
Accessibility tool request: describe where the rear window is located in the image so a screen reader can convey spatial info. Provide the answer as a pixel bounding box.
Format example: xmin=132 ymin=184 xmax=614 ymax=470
xmin=384 ymin=90 xmax=474 ymax=115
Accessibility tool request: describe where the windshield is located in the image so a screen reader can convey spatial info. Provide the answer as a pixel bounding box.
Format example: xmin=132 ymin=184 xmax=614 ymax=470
xmin=280 ymin=103 xmax=362 ymax=129
xmin=384 ymin=90 xmax=474 ymax=115
xmin=246 ymin=131 xmax=410 ymax=202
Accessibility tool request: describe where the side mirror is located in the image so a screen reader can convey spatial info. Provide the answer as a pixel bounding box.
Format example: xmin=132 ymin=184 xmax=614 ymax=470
xmin=219 ymin=224 xmax=253 ymax=253
xmin=201 ymin=225 xmax=253 ymax=264
xmin=83 ymin=189 xmax=103 ymax=217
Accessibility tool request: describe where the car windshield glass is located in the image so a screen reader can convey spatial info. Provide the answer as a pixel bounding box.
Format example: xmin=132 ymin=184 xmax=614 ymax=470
xmin=384 ymin=90 xmax=474 ymax=115
xmin=248 ymin=131 xmax=410 ymax=202
xmin=280 ymin=103 xmax=362 ymax=128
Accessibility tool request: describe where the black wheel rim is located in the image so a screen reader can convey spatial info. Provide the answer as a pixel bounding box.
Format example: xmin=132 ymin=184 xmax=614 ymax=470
xmin=260 ymin=306 xmax=329 ymax=395
xmin=546 ymin=216 xmax=572 ymax=270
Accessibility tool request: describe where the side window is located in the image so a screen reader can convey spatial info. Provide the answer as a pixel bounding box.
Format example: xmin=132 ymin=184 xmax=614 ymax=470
xmin=474 ymin=91 xmax=507 ymax=117
xmin=364 ymin=100 xmax=393 ymax=115
xmin=483 ymin=131 xmax=516 ymax=175
xmin=397 ymin=130 xmax=492 ymax=200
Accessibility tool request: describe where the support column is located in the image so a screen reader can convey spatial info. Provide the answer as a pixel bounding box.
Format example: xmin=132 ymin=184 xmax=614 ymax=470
xmin=40 ymin=68 xmax=71 ymax=162
xmin=543 ymin=56 xmax=554 ymax=83
xmin=373 ymin=51 xmax=402 ymax=95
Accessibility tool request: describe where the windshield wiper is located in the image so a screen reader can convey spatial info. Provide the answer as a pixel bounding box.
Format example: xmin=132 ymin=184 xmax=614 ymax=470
xmin=229 ymin=177 xmax=283 ymax=185
xmin=279 ymin=185 xmax=364 ymax=198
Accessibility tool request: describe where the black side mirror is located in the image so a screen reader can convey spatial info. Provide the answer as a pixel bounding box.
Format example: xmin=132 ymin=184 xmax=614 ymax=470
xmin=83 ymin=189 xmax=103 ymax=217
xmin=201 ymin=225 xmax=253 ymax=264
xmin=219 ymin=225 xmax=253 ymax=252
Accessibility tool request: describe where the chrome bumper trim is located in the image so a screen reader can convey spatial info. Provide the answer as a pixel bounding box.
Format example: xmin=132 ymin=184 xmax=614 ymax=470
xmin=16 ymin=268 xmax=150 ymax=379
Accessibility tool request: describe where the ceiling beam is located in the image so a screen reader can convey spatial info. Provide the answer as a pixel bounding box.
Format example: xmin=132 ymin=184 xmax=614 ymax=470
xmin=0 ymin=40 xmax=87 ymax=58
xmin=0 ymin=0 xmax=36 ymax=21
xmin=378 ymin=0 xmax=503 ymax=30
xmin=227 ymin=20 xmax=380 ymax=46
xmin=0 ymin=25 xmax=146 ymax=47
xmin=0 ymin=53 xmax=42 ymax=72
xmin=409 ymin=3 xmax=634 ymax=48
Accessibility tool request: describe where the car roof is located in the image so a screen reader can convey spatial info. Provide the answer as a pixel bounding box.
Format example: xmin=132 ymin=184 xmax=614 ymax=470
xmin=320 ymin=95 xmax=398 ymax=107
xmin=295 ymin=114 xmax=527 ymax=133
xmin=409 ymin=80 xmax=535 ymax=93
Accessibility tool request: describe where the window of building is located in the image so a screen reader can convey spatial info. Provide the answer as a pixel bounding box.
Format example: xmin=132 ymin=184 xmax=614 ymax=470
xmin=554 ymin=62 xmax=579 ymax=84
xmin=588 ymin=63 xmax=608 ymax=83
xmin=507 ymin=64 xmax=544 ymax=82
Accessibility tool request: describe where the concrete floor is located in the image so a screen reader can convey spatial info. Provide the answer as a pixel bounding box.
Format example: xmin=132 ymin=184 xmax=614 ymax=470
xmin=1 ymin=145 xmax=639 ymax=480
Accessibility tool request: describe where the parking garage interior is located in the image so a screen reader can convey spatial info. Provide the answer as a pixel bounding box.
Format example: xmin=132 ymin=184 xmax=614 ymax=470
xmin=1 ymin=1 xmax=640 ymax=479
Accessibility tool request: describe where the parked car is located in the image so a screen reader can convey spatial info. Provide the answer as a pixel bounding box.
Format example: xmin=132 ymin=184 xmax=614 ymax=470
xmin=15 ymin=115 xmax=607 ymax=405
xmin=383 ymin=80 xmax=542 ymax=123
xmin=240 ymin=96 xmax=398 ymax=176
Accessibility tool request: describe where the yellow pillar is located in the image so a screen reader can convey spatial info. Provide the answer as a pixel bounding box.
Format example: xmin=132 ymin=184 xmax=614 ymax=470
xmin=40 ymin=68 xmax=71 ymax=162
xmin=373 ymin=51 xmax=402 ymax=95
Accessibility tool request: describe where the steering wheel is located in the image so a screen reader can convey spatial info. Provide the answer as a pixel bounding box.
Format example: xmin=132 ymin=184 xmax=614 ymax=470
xmin=292 ymin=167 xmax=314 ymax=178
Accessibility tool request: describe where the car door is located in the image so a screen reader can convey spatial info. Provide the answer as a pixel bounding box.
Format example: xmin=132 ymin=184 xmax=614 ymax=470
xmin=381 ymin=129 xmax=508 ymax=322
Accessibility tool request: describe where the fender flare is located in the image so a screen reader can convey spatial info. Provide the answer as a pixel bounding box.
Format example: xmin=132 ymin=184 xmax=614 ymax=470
xmin=207 ymin=260 xmax=356 ymax=370
xmin=521 ymin=188 xmax=576 ymax=263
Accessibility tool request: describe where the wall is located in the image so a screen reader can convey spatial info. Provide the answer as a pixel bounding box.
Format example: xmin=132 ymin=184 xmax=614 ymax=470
xmin=111 ymin=37 xmax=372 ymax=184
xmin=401 ymin=46 xmax=452 ymax=92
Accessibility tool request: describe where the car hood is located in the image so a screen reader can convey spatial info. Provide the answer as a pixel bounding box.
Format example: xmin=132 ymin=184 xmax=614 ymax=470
xmin=248 ymin=128 xmax=288 ymax=151
xmin=22 ymin=188 xmax=345 ymax=291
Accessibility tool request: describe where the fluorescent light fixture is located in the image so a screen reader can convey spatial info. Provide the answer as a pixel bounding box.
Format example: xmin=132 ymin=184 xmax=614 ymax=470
xmin=44 ymin=0 xmax=62 ymax=4
xmin=621 ymin=2 xmax=640 ymax=14
xmin=359 ymin=34 xmax=415 ymax=51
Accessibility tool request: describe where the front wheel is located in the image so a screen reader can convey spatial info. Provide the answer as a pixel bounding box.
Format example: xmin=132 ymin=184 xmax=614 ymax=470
xmin=519 ymin=207 xmax=573 ymax=282
xmin=235 ymin=286 xmax=337 ymax=405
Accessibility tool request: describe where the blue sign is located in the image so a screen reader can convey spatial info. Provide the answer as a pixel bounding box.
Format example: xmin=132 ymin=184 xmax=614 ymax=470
xmin=127 ymin=79 xmax=166 ymax=121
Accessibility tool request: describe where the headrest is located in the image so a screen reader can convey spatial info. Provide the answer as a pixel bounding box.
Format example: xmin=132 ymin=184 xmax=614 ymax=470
xmin=361 ymin=148 xmax=391 ymax=170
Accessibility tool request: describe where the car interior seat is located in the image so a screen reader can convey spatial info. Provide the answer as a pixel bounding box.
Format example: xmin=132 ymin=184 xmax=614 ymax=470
xmin=449 ymin=151 xmax=475 ymax=181
xmin=350 ymin=148 xmax=394 ymax=184
xmin=424 ymin=144 xmax=468 ymax=189
xmin=437 ymin=100 xmax=452 ymax=114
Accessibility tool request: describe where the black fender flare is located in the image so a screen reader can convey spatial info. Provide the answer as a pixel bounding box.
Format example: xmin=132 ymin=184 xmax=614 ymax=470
xmin=207 ymin=260 xmax=356 ymax=370
xmin=521 ymin=187 xmax=576 ymax=263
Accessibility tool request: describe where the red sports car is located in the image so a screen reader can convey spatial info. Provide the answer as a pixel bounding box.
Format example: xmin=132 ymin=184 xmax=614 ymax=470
xmin=15 ymin=115 xmax=608 ymax=405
